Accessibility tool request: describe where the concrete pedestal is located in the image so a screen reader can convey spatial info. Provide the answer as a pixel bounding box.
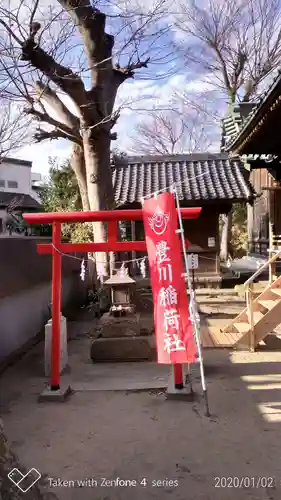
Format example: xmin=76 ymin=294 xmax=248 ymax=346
xmin=91 ymin=335 xmax=156 ymax=362
xmin=166 ymin=384 xmax=197 ymax=401
xmin=166 ymin=370 xmax=198 ymax=401
xmin=44 ymin=315 xmax=68 ymax=377
xmin=38 ymin=383 xmax=72 ymax=402
xmin=95 ymin=312 xmax=142 ymax=338
xmin=91 ymin=312 xmax=156 ymax=362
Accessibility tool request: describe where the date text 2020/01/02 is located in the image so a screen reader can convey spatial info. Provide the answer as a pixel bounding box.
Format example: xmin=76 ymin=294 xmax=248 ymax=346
xmin=214 ymin=477 xmax=275 ymax=488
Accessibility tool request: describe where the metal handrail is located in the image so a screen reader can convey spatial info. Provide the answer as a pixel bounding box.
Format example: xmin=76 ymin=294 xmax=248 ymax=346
xmin=243 ymin=249 xmax=281 ymax=288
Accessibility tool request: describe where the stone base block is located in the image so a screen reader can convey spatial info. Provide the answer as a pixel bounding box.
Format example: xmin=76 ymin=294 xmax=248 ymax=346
xmin=166 ymin=374 xmax=197 ymax=401
xmin=166 ymin=386 xmax=197 ymax=401
xmin=44 ymin=315 xmax=68 ymax=377
xmin=90 ymin=336 xmax=156 ymax=362
xmin=38 ymin=383 xmax=73 ymax=402
xmin=96 ymin=313 xmax=142 ymax=338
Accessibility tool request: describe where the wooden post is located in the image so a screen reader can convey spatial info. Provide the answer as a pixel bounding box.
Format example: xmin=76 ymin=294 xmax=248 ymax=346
xmin=269 ymin=190 xmax=276 ymax=283
xmin=247 ymin=202 xmax=254 ymax=253
xmin=192 ymin=267 xmax=195 ymax=291
xmin=51 ymin=221 xmax=62 ymax=389
xmin=108 ymin=221 xmax=118 ymax=277
xmin=173 ymin=363 xmax=184 ymax=389
xmin=215 ymin=252 xmax=219 ymax=275
xmin=246 ymin=284 xmax=255 ymax=352
xmin=269 ymin=221 xmax=274 ymax=284
xmin=131 ymin=220 xmax=136 ymax=276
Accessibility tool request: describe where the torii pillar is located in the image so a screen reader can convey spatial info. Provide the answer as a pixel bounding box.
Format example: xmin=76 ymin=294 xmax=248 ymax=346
xmin=23 ymin=207 xmax=201 ymax=401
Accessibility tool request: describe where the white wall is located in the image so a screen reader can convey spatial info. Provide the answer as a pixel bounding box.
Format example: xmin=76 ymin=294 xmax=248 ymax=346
xmin=0 ymin=159 xmax=43 ymax=202
xmin=31 ymin=172 xmax=42 ymax=183
xmin=0 ymin=160 xmax=32 ymax=195
xmin=0 ymin=275 xmax=87 ymax=370
xmin=31 ymin=172 xmax=43 ymax=202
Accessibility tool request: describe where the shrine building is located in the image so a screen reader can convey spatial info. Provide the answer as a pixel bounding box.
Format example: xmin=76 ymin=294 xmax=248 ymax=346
xmin=111 ymin=153 xmax=255 ymax=287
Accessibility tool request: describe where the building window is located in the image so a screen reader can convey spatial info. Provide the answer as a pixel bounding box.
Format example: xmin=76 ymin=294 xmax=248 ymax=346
xmin=7 ymin=181 xmax=18 ymax=189
xmin=0 ymin=180 xmax=5 ymax=187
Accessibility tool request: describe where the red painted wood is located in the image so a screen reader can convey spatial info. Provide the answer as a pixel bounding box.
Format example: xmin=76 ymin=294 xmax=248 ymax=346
xmin=23 ymin=207 xmax=201 ymax=224
xmin=107 ymin=220 xmax=118 ymax=243
xmin=37 ymin=239 xmax=190 ymax=255
xmin=51 ymin=222 xmax=62 ymax=390
xmin=173 ymin=364 xmax=184 ymax=388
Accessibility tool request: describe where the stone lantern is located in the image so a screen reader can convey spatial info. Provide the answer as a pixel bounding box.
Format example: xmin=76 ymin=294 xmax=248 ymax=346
xmin=90 ymin=266 xmax=156 ymax=363
xmin=104 ymin=267 xmax=136 ymax=317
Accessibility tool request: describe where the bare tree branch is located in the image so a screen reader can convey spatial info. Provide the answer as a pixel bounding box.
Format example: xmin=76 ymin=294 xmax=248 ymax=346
xmin=0 ymin=19 xmax=22 ymax=46
xmin=130 ymin=109 xmax=211 ymax=155
xmin=30 ymin=0 xmax=40 ymax=31
xmin=0 ymin=101 xmax=31 ymax=158
xmin=176 ymin=0 xmax=281 ymax=104
xmin=21 ymin=37 xmax=87 ymax=107
xmin=24 ymin=105 xmax=81 ymax=144
xmin=0 ymin=0 xmax=174 ymax=275
xmin=114 ymin=57 xmax=150 ymax=80
xmin=35 ymin=81 xmax=80 ymax=129
xmin=57 ymin=0 xmax=111 ymax=75
xmin=33 ymin=127 xmax=70 ymax=142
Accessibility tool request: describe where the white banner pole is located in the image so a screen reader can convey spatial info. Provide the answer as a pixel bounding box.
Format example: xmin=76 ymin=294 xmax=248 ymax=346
xmin=173 ymin=185 xmax=210 ymax=417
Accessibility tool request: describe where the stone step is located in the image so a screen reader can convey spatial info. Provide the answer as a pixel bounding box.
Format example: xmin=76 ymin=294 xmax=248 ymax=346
xmin=196 ymin=296 xmax=245 ymax=303
xmin=90 ymin=336 xmax=157 ymax=363
xmin=139 ymin=287 xmax=240 ymax=297
xmin=234 ymin=282 xmax=268 ymax=298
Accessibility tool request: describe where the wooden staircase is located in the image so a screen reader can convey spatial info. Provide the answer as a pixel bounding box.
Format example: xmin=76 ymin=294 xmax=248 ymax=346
xmin=221 ymin=275 xmax=281 ymax=350
xmin=220 ymin=250 xmax=281 ymax=350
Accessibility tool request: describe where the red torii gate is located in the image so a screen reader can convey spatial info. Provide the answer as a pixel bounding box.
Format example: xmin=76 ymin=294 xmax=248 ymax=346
xmin=23 ymin=207 xmax=201 ymax=393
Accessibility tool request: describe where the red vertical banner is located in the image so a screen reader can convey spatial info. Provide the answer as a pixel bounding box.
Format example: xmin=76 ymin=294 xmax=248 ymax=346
xmin=142 ymin=192 xmax=196 ymax=364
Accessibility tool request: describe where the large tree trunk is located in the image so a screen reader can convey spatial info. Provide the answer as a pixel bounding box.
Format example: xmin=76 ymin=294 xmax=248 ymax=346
xmin=71 ymin=136 xmax=115 ymax=298
xmin=83 ymin=131 xmax=114 ymax=212
xmin=71 ymin=144 xmax=98 ymax=288
xmin=220 ymin=211 xmax=233 ymax=261
xmin=71 ymin=144 xmax=90 ymax=212
xmin=82 ymin=130 xmax=114 ymax=311
xmin=0 ymin=420 xmax=54 ymax=499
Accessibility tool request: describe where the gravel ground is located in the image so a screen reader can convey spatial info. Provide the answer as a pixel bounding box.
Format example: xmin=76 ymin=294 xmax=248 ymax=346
xmin=1 ymin=336 xmax=281 ymax=500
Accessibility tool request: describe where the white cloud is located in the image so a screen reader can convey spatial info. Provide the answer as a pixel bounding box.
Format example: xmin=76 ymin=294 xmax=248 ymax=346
xmin=17 ymin=92 xmax=78 ymax=175
xmin=114 ymin=71 xmax=220 ymax=151
xmin=4 ymin=0 xmax=223 ymax=171
xmin=16 ymin=140 xmax=71 ymax=176
xmin=13 ymin=68 xmax=221 ymax=172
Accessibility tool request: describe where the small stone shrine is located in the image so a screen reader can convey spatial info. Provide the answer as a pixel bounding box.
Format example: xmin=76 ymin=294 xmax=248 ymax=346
xmin=106 ymin=265 xmax=136 ymax=316
xmin=90 ymin=266 xmax=156 ymax=362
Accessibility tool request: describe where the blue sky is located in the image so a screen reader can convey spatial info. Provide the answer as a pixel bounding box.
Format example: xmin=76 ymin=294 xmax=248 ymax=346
xmin=16 ymin=72 xmax=224 ymax=177
xmin=6 ymin=0 xmax=281 ymax=176
xmin=9 ymin=0 xmax=229 ymax=176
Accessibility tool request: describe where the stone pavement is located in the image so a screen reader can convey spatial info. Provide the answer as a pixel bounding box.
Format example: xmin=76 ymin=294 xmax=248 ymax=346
xmin=1 ymin=321 xmax=281 ymax=500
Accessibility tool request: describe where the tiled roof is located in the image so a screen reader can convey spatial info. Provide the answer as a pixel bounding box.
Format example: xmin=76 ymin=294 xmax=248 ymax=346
xmin=0 ymin=192 xmax=41 ymax=209
xmin=224 ymin=70 xmax=281 ymax=152
xmin=221 ymin=103 xmax=256 ymax=149
xmin=0 ymin=157 xmax=32 ymax=167
xmin=112 ymin=154 xmax=254 ymax=205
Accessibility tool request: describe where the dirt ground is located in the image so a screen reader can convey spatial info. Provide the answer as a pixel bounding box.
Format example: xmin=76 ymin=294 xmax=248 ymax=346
xmin=1 ymin=318 xmax=281 ymax=500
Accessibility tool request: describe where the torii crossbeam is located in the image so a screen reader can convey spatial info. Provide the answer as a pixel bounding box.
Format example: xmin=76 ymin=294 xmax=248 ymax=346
xmin=23 ymin=207 xmax=201 ymax=393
